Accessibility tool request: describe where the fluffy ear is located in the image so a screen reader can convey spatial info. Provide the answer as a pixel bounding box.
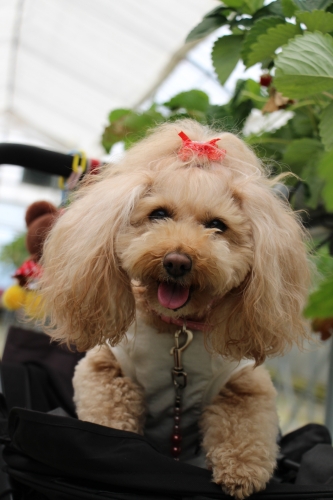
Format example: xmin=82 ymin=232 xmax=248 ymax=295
xmin=40 ymin=171 xmax=147 ymax=351
xmin=210 ymin=181 xmax=311 ymax=364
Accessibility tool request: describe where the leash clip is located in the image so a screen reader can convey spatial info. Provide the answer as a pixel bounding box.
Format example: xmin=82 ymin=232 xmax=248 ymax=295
xmin=171 ymin=322 xmax=193 ymax=390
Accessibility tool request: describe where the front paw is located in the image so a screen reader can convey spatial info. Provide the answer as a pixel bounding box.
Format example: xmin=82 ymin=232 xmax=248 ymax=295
xmin=208 ymin=449 xmax=274 ymax=499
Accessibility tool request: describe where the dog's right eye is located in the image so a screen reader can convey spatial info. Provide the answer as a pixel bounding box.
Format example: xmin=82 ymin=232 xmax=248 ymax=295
xmin=149 ymin=209 xmax=170 ymax=220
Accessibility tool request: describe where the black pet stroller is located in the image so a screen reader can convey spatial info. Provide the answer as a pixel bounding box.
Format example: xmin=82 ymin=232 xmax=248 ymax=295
xmin=1 ymin=144 xmax=333 ymax=500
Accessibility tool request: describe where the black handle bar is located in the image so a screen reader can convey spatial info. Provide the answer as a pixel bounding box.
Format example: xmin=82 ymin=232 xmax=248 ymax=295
xmin=0 ymin=143 xmax=101 ymax=178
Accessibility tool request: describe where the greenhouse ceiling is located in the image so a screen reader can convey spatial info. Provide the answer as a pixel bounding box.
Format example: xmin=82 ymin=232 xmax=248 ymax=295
xmin=0 ymin=0 xmax=217 ymax=155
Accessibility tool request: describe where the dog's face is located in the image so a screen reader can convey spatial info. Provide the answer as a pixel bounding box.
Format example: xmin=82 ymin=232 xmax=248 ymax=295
xmin=41 ymin=120 xmax=310 ymax=360
xmin=117 ymin=166 xmax=253 ymax=324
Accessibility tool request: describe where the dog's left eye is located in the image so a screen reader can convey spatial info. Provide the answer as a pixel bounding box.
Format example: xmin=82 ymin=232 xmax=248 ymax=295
xmin=205 ymin=219 xmax=227 ymax=232
xmin=149 ymin=209 xmax=171 ymax=220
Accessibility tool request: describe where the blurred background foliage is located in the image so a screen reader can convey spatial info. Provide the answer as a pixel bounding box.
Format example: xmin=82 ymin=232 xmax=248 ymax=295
xmin=102 ymin=0 xmax=333 ymax=326
xmin=0 ymin=234 xmax=29 ymax=270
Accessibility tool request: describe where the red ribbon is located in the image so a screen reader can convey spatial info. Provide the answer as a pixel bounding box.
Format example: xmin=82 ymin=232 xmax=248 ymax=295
xmin=178 ymin=131 xmax=226 ymax=162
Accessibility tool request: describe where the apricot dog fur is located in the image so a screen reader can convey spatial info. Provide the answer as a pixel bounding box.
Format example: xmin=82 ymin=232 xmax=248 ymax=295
xmin=41 ymin=119 xmax=310 ymax=499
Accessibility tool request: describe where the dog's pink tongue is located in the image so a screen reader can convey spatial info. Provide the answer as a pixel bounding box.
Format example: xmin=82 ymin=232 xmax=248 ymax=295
xmin=158 ymin=282 xmax=190 ymax=310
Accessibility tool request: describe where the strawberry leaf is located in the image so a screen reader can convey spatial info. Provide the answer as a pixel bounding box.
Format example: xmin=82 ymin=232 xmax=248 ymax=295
xmin=246 ymin=22 xmax=301 ymax=67
xmin=275 ymin=32 xmax=333 ymax=98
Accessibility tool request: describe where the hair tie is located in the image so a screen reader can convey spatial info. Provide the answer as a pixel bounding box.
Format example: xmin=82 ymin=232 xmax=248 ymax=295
xmin=178 ymin=131 xmax=226 ymax=162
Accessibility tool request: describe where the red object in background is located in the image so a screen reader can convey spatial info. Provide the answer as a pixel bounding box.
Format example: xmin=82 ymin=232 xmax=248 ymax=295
xmin=13 ymin=259 xmax=42 ymax=282
xmin=260 ymin=74 xmax=273 ymax=87
xmin=89 ymin=158 xmax=102 ymax=174
xmin=312 ymin=318 xmax=333 ymax=341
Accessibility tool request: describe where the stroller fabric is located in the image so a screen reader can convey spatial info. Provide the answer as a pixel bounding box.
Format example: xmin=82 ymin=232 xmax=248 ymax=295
xmin=0 ymin=327 xmax=333 ymax=499
xmin=1 ymin=405 xmax=333 ymax=499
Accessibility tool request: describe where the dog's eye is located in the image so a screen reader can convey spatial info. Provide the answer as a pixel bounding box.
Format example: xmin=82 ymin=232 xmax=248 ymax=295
xmin=205 ymin=219 xmax=227 ymax=233
xmin=149 ymin=209 xmax=171 ymax=220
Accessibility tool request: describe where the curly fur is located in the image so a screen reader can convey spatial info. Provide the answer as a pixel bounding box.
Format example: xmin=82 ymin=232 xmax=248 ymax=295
xmin=73 ymin=345 xmax=145 ymax=433
xmin=40 ymin=119 xmax=310 ymax=498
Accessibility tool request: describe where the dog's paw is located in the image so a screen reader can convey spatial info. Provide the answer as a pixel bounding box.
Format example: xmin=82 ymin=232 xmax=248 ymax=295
xmin=209 ymin=449 xmax=274 ymax=499
xmin=214 ymin=469 xmax=268 ymax=500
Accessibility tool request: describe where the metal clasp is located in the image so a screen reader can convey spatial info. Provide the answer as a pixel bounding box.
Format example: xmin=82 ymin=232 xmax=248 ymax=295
xmin=170 ymin=323 xmax=193 ymax=391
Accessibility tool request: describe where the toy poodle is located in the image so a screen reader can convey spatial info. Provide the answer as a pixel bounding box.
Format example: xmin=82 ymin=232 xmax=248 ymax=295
xmin=41 ymin=119 xmax=310 ymax=499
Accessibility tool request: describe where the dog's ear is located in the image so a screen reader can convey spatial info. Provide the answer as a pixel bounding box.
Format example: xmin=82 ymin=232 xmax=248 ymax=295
xmin=210 ymin=181 xmax=311 ymax=365
xmin=40 ymin=172 xmax=147 ymax=351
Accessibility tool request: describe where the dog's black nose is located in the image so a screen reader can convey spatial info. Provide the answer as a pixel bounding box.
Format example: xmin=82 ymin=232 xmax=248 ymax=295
xmin=163 ymin=252 xmax=192 ymax=277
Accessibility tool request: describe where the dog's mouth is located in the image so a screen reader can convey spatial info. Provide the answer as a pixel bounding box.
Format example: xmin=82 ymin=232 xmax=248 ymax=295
xmin=157 ymin=282 xmax=191 ymax=310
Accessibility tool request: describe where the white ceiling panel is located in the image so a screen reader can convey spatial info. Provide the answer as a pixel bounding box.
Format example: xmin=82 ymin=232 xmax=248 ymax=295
xmin=0 ymin=0 xmax=218 ymax=154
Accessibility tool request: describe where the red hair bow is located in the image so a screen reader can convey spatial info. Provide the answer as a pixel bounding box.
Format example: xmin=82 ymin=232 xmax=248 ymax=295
xmin=178 ymin=131 xmax=226 ymax=162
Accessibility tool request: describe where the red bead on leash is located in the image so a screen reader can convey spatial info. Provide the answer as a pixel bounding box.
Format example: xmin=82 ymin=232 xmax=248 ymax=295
xmin=178 ymin=131 xmax=226 ymax=162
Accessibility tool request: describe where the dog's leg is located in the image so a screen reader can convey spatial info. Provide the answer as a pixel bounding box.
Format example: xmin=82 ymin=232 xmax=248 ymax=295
xmin=73 ymin=345 xmax=146 ymax=433
xmin=201 ymin=365 xmax=279 ymax=500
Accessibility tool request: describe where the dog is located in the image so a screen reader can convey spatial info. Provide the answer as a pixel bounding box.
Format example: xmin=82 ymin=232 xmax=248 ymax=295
xmin=41 ymin=119 xmax=310 ymax=499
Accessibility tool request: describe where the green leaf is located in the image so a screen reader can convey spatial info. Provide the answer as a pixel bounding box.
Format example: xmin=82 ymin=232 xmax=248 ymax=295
xmin=247 ymin=22 xmax=301 ymax=67
xmin=164 ymin=90 xmax=210 ymax=113
xmin=282 ymin=0 xmax=297 ymax=17
xmin=241 ymin=17 xmax=284 ymax=65
xmin=186 ymin=14 xmax=227 ymax=42
xmin=124 ymin=110 xmax=164 ymax=132
xmin=251 ymin=115 xmax=314 ymax=163
xmin=305 ymin=277 xmax=333 ymax=318
xmin=212 ymin=35 xmax=244 ymax=85
xmin=0 ymin=233 xmax=29 ymax=268
xmin=231 ymin=26 xmax=245 ymax=35
xmin=243 ymin=0 xmax=265 ymax=14
xmin=314 ymin=250 xmax=333 ymax=275
xmin=290 ymin=109 xmax=317 ymax=137
xmin=296 ymin=9 xmax=333 ymax=32
xmin=318 ymin=149 xmax=333 ymax=208
xmin=108 ymin=108 xmax=131 ymax=123
xmin=222 ymin=0 xmax=245 ymax=8
xmin=234 ymin=78 xmax=263 ymax=104
xmin=245 ymin=77 xmax=262 ymax=95
xmin=102 ymin=109 xmax=164 ymax=152
xmin=253 ymin=0 xmax=285 ymax=20
xmin=301 ymin=158 xmax=325 ymax=207
xmin=242 ymin=80 xmax=267 ymax=110
xmin=292 ymin=0 xmax=333 ymax=11
xmin=204 ymin=6 xmax=229 ymax=18
xmin=275 ymin=32 xmax=333 ymax=98
xmin=267 ymin=0 xmax=287 ymax=16
xmin=283 ymin=138 xmax=323 ymax=174
xmin=206 ymin=104 xmax=238 ymax=131
xmin=226 ymin=79 xmax=258 ymax=124
xmin=319 ymin=102 xmax=333 ymax=151
xmin=318 ymin=149 xmax=333 ymax=177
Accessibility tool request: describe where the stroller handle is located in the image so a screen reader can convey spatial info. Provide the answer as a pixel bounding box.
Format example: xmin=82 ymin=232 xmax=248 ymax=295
xmin=0 ymin=143 xmax=101 ymax=178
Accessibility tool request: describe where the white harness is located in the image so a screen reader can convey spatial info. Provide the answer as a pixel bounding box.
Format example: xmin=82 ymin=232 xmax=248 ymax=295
xmin=110 ymin=319 xmax=253 ymax=467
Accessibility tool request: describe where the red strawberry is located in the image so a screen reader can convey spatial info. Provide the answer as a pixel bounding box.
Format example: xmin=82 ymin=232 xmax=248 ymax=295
xmin=260 ymin=74 xmax=272 ymax=87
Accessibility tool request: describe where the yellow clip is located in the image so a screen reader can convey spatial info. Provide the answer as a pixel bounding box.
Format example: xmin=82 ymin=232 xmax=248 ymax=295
xmin=58 ymin=176 xmax=65 ymax=189
xmin=72 ymin=151 xmax=87 ymax=174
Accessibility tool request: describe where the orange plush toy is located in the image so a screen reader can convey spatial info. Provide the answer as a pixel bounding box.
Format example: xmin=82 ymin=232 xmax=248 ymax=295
xmin=2 ymin=201 xmax=59 ymax=317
